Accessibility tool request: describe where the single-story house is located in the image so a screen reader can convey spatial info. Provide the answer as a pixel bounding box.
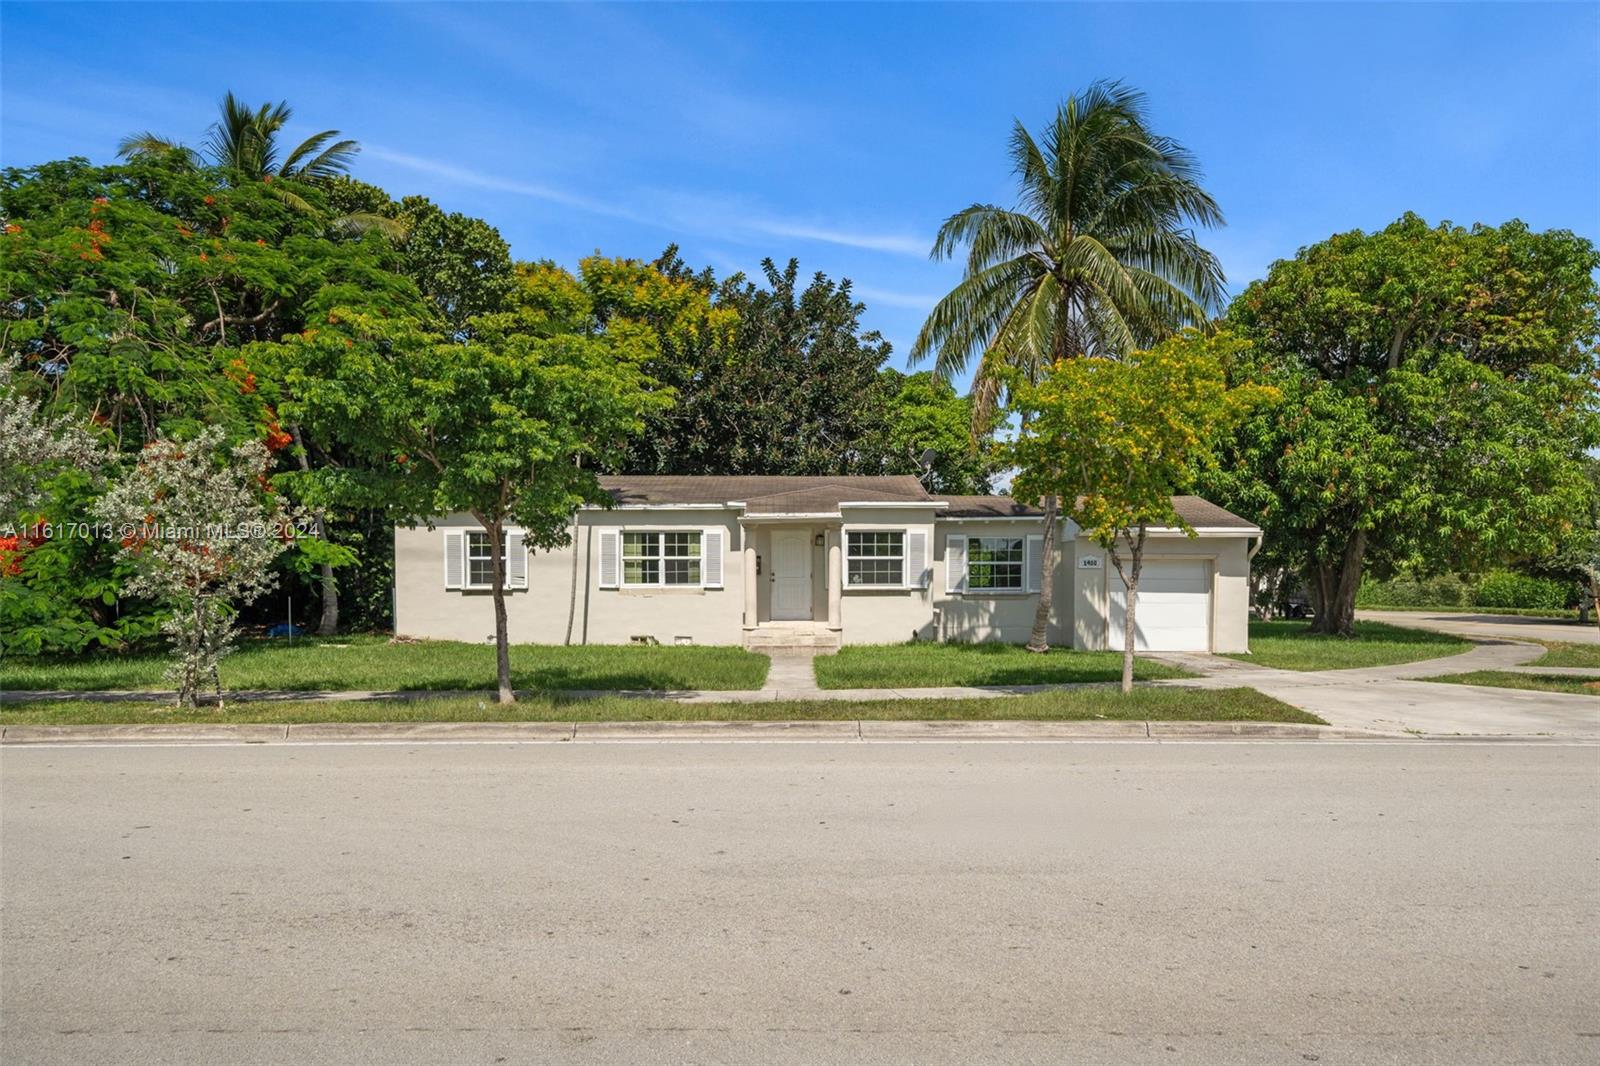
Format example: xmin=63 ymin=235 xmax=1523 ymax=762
xmin=393 ymin=475 xmax=1260 ymax=652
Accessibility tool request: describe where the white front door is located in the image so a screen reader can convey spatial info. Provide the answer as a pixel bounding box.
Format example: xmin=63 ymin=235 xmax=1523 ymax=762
xmin=771 ymin=531 xmax=813 ymax=620
xmin=1108 ymin=559 xmax=1212 ymax=651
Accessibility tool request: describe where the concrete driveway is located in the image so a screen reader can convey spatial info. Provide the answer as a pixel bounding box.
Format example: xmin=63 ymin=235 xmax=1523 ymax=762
xmin=1357 ymin=609 xmax=1598 ymax=644
xmin=1156 ymin=640 xmax=1599 ymax=738
xmin=4 ymin=740 xmax=1597 ymax=1065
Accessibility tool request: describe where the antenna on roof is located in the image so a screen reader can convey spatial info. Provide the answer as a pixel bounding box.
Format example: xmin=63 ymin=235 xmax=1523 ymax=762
xmin=917 ymin=448 xmax=938 ymax=490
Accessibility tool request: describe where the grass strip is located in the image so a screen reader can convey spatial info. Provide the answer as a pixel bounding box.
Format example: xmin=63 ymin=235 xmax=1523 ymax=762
xmin=1223 ymin=620 xmax=1468 ymax=672
xmin=0 ymin=686 xmax=1322 ymax=726
xmin=1421 ymin=671 xmax=1599 ymax=697
xmin=813 ymin=643 xmax=1192 ymax=689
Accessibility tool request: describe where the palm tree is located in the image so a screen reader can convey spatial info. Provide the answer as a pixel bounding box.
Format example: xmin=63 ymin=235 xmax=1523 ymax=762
xmin=119 ymin=95 xmax=392 ymax=638
xmin=119 ymin=92 xmax=393 ymax=234
xmin=910 ymin=80 xmax=1225 ymax=651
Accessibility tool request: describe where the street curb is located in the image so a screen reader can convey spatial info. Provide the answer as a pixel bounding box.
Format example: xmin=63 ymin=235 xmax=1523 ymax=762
xmin=1 ymin=719 xmax=1396 ymax=745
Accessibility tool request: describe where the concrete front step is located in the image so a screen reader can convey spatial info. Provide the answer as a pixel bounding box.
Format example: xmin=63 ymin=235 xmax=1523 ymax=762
xmin=743 ymin=626 xmax=840 ymax=652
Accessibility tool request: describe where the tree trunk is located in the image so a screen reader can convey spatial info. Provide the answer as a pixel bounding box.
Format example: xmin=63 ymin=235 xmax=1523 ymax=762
xmin=316 ymin=556 xmax=338 ymax=637
xmin=289 ymin=427 xmax=339 ymax=636
xmin=1109 ymin=528 xmax=1146 ymax=695
xmin=1026 ymin=494 xmax=1059 ymax=652
xmin=1308 ymin=529 xmax=1367 ymax=636
xmin=486 ymin=519 xmax=515 ymax=704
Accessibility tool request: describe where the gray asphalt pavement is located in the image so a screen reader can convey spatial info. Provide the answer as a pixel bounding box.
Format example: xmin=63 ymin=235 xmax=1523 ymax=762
xmin=1356 ymin=609 xmax=1599 ymax=645
xmin=3 ymin=741 xmax=1597 ymax=1065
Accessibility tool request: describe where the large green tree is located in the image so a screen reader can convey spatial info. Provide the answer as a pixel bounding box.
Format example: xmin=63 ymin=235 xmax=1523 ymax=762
xmin=614 ymin=249 xmax=895 ymax=476
xmin=282 ymin=260 xmax=679 ymax=702
xmin=1203 ymin=214 xmax=1600 ymax=635
xmin=912 ymin=81 xmax=1225 ymax=650
xmin=1 ymin=152 xmax=419 ymax=646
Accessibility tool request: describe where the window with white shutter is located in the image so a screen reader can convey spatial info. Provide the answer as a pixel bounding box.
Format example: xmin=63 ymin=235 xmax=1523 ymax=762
xmin=905 ymin=530 xmax=929 ymax=588
xmin=945 ymin=534 xmax=967 ymax=593
xmin=1026 ymin=534 xmax=1044 ymax=593
xmin=597 ymin=529 xmax=620 ymax=589
xmin=702 ymin=529 xmax=724 ymax=588
xmin=443 ymin=530 xmax=465 ymax=590
xmin=505 ymin=531 xmax=528 ymax=590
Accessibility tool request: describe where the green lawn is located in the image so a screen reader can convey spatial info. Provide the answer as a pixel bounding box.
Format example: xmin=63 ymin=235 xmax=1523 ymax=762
xmin=0 ymin=686 xmax=1321 ymax=727
xmin=1224 ymin=620 xmax=1469 ymax=671
xmin=812 ymin=642 xmax=1193 ymax=689
xmin=0 ymin=636 xmax=769 ymax=693
xmin=1529 ymin=641 xmax=1600 ymax=669
xmin=1422 ymin=671 xmax=1599 ymax=697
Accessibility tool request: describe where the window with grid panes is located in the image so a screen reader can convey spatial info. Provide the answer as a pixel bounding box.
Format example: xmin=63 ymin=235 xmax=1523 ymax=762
xmin=622 ymin=531 xmax=702 ymax=586
xmin=846 ymin=530 xmax=904 ymax=586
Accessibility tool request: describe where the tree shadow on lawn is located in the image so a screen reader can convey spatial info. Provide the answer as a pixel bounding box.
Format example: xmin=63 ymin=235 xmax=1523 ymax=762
xmin=824 ymin=642 xmax=1157 ymax=687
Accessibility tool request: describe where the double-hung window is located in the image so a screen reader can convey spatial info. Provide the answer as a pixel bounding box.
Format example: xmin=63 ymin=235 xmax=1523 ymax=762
xmin=966 ymin=536 xmax=1024 ymax=591
xmin=622 ymin=531 xmax=702 ymax=587
xmin=847 ymin=531 xmax=904 ymax=587
xmin=466 ymin=531 xmax=502 ymax=589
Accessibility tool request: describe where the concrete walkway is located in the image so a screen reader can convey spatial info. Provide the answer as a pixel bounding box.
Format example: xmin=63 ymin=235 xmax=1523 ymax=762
xmin=1150 ymin=640 xmax=1599 ymax=738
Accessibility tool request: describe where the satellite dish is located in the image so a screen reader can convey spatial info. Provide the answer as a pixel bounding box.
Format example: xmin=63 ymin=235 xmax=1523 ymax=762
xmin=918 ymin=448 xmax=938 ymax=471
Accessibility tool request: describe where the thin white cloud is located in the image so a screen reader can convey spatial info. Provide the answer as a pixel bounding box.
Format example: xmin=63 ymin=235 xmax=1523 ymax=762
xmin=853 ymin=285 xmax=942 ymax=310
xmin=751 ymin=221 xmax=931 ymax=257
xmin=364 ymin=146 xmax=647 ymax=223
xmin=366 ymin=145 xmax=931 ymax=258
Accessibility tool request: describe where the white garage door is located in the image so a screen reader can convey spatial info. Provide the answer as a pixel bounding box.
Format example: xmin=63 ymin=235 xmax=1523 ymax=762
xmin=1107 ymin=560 xmax=1211 ymax=651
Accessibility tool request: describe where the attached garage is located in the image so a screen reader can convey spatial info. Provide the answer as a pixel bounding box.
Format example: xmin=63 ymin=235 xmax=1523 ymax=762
xmin=1107 ymin=559 xmax=1212 ymax=652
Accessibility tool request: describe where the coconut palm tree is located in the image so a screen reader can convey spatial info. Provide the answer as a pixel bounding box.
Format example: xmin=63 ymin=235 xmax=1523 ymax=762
xmin=910 ymin=80 xmax=1225 ymax=651
xmin=119 ymin=92 xmax=394 ymax=234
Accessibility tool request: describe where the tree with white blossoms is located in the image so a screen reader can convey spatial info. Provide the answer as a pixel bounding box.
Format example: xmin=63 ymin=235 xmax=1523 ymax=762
xmin=0 ymin=358 xmax=103 ymax=522
xmin=99 ymin=426 xmax=298 ymax=709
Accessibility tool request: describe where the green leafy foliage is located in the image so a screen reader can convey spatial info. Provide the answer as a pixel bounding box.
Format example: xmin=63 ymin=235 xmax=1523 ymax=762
xmin=1011 ymin=330 xmax=1276 ymax=689
xmin=1471 ymin=571 xmax=1574 ymax=610
xmin=1203 ymin=213 xmax=1600 ymax=634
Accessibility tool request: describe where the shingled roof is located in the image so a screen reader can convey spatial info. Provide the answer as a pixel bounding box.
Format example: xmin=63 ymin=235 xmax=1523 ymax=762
xmin=595 ymin=476 xmax=1256 ymax=529
xmin=598 ymin=475 xmax=930 ymax=513
xmin=935 ymin=493 xmax=1258 ymax=530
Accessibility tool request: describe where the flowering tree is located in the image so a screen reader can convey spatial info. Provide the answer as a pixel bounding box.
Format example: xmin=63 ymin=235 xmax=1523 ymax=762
xmin=1011 ymin=331 xmax=1276 ymax=692
xmin=0 ymin=358 xmax=103 ymax=522
xmin=98 ymin=426 xmax=298 ymax=709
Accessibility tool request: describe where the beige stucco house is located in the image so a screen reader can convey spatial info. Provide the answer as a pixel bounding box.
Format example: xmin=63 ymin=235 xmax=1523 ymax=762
xmin=393 ymin=475 xmax=1260 ymax=652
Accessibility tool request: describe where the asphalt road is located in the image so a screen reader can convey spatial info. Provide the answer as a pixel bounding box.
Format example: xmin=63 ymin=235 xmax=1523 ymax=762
xmin=1355 ymin=609 xmax=1599 ymax=645
xmin=3 ymin=740 xmax=1597 ymax=1065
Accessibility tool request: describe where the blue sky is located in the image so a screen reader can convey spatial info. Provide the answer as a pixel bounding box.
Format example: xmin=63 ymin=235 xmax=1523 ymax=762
xmin=3 ymin=2 xmax=1596 ymax=379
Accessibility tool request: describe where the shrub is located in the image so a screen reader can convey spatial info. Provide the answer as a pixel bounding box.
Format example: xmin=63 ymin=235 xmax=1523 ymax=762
xmin=1356 ymin=573 xmax=1473 ymax=608
xmin=1472 ymin=571 xmax=1574 ymax=610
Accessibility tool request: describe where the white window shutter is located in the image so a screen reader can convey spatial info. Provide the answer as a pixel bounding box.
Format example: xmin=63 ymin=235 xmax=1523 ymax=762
xmin=506 ymin=531 xmax=528 ymax=590
xmin=905 ymin=530 xmax=928 ymax=588
xmin=443 ymin=530 xmax=464 ymax=590
xmin=1026 ymin=535 xmax=1044 ymax=593
xmin=597 ymin=529 xmax=620 ymax=589
xmin=702 ymin=529 xmax=724 ymax=588
xmin=946 ymin=535 xmax=967 ymax=594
